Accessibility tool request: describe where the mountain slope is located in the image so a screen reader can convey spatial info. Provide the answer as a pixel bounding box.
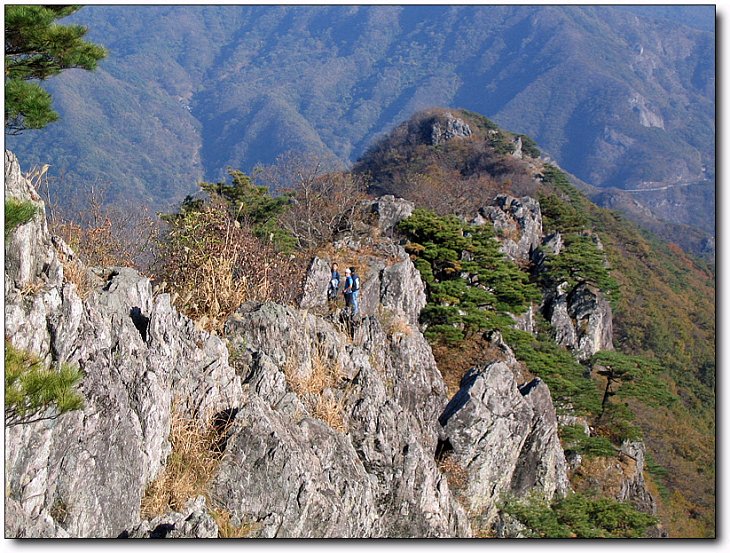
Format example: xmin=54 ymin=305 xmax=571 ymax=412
xmin=6 ymin=5 xmax=714 ymax=244
xmin=355 ymin=108 xmax=715 ymax=537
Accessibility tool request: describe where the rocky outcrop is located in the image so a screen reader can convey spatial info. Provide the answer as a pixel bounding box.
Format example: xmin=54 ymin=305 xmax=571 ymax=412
xmin=298 ymin=256 xmax=332 ymax=312
xmin=430 ymin=112 xmax=472 ymax=146
xmin=570 ymin=440 xmax=660 ymax=533
xmin=369 ymin=195 xmax=414 ymax=236
xmin=544 ymin=282 xmax=614 ymax=361
xmin=567 ymin=283 xmax=614 ymax=360
xmin=475 ymin=195 xmax=543 ymax=264
xmin=4 ymin=152 xmax=243 ymax=538
xmin=220 ymin=301 xmax=467 ymax=537
xmin=438 ymin=362 xmax=569 ymax=530
xmin=298 ymin=248 xmax=426 ymax=326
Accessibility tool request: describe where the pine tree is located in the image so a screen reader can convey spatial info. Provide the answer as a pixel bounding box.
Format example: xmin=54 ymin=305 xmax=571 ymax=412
xmin=5 ymin=5 xmax=106 ymax=134
xmin=5 ymin=342 xmax=84 ymax=426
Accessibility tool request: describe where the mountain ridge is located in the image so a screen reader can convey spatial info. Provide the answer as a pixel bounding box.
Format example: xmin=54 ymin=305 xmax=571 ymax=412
xmin=5 ymin=5 xmax=714 ymax=249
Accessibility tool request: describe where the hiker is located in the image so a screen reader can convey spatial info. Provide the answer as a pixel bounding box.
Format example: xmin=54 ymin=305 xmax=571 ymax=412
xmin=343 ymin=267 xmax=354 ymax=315
xmin=328 ymin=262 xmax=340 ymax=302
xmin=344 ymin=266 xmax=360 ymax=316
xmin=350 ymin=266 xmax=361 ymax=315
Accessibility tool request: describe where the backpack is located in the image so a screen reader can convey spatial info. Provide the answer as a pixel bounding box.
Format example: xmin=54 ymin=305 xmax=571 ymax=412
xmin=352 ymin=274 xmax=360 ymax=292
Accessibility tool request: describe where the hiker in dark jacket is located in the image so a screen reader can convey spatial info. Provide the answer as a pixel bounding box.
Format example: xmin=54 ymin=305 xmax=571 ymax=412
xmin=344 ymin=266 xmax=360 ymax=316
xmin=328 ymin=262 xmax=340 ymax=301
xmin=343 ymin=267 xmax=354 ymax=314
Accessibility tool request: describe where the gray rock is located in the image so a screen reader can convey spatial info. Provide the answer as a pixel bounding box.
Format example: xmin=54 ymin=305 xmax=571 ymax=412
xmin=511 ymin=303 xmax=537 ymax=335
xmin=618 ymin=441 xmax=657 ymax=517
xmin=544 ymin=281 xmax=614 ymax=361
xmin=545 ymin=284 xmax=579 ymax=350
xmin=439 ymin=362 xmax=569 ymax=530
xmin=512 ymin=379 xmax=570 ymax=500
xmin=478 ymin=195 xmax=543 ymax=264
xmin=430 ymin=112 xmax=472 ymax=145
xmin=4 ymin=151 xmax=243 ymax=538
xmin=379 ymin=256 xmax=427 ymax=326
xmin=299 ymin=256 xmax=333 ymax=312
xmin=211 ymin=396 xmax=379 ymax=538
xmin=123 ymin=497 xmax=219 ymax=538
xmin=222 ymin=301 xmax=468 ymax=537
xmin=370 ymin=195 xmax=414 ymax=236
xmin=511 ymin=136 xmax=523 ymax=159
xmin=567 ymin=283 xmax=614 ymax=361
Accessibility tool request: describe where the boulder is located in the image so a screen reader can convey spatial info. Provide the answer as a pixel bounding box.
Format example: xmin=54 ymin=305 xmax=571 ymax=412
xmin=439 ymin=362 xmax=569 ymax=530
xmin=369 ymin=195 xmax=414 ymax=236
xmin=298 ymin=256 xmax=333 ymax=312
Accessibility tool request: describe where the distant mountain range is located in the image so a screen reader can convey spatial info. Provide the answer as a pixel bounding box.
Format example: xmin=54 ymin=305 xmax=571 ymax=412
xmin=6 ymin=5 xmax=715 ymax=253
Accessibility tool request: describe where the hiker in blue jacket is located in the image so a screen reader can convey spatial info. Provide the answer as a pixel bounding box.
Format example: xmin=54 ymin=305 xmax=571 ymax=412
xmin=343 ymin=266 xmax=360 ymax=316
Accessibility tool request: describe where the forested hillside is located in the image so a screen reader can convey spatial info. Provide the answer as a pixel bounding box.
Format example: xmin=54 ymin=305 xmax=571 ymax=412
xmin=6 ymin=5 xmax=714 ymax=254
xmin=355 ymin=109 xmax=715 ymax=537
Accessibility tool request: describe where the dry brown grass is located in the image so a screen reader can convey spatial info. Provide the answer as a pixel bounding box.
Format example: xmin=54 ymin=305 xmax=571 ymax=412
xmin=140 ymin=410 xmax=223 ymax=519
xmin=210 ymin=507 xmax=259 ymax=538
xmin=19 ymin=278 xmax=44 ymax=297
xmin=155 ymin=198 xmax=302 ymax=333
xmin=312 ymin=394 xmax=347 ymax=433
xmin=284 ymin=341 xmax=341 ymax=396
xmin=377 ymin=306 xmax=413 ymax=337
xmin=438 ymin=453 xmax=468 ymax=493
xmin=60 ymin=258 xmax=97 ymax=300
xmin=283 ymin=342 xmax=347 ymax=432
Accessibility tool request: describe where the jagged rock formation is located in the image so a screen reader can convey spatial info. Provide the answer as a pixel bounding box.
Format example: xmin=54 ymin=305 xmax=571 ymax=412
xmin=299 ymin=196 xmax=424 ymax=326
xmin=4 ymin=151 xmax=654 ymax=538
xmin=475 ymin=194 xmax=543 ymax=265
xmin=439 ymin=361 xmax=570 ymax=530
xmin=218 ymin=291 xmax=467 ymax=537
xmin=5 ymin=151 xmax=467 ymax=537
xmin=481 ymin=193 xmax=614 ymax=359
xmin=429 ymin=112 xmax=472 ymax=146
xmin=370 ymin=195 xmax=414 ymax=236
xmin=5 ymin=151 xmax=243 ymax=537
xmin=543 ymin=282 xmax=614 ymax=361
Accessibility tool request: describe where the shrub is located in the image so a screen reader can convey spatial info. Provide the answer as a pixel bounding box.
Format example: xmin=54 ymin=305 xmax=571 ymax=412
xmin=500 ymin=491 xmax=658 ymax=538
xmin=538 ymin=233 xmax=620 ymax=306
xmin=591 ymin=350 xmax=677 ymax=409
xmin=503 ymin=327 xmax=602 ymax=417
xmin=4 ymin=341 xmax=84 ymax=426
xmin=559 ymin=424 xmax=616 ymax=458
xmin=4 ymin=198 xmax=38 ymax=237
xmin=156 ymin=195 xmax=302 ymax=332
xmin=198 ymin=168 xmax=296 ymax=253
xmin=283 ymin=341 xmax=347 ymax=432
xmin=50 ymin=186 xmax=160 ymax=271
